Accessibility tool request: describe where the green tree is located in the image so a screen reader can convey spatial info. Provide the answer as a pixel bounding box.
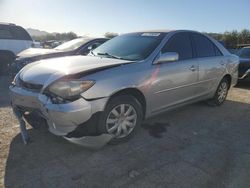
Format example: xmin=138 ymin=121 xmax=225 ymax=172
xmin=222 ymin=30 xmax=238 ymax=48
xmin=238 ymin=29 xmax=250 ymax=44
xmin=32 ymin=32 xmax=78 ymax=42
xmin=104 ymin=32 xmax=118 ymax=39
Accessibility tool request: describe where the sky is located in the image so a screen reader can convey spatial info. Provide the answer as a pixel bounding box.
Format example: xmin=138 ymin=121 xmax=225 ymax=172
xmin=0 ymin=0 xmax=250 ymax=37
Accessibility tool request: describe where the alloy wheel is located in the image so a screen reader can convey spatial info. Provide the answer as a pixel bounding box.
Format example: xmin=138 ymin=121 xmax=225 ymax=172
xmin=217 ymin=82 xmax=228 ymax=103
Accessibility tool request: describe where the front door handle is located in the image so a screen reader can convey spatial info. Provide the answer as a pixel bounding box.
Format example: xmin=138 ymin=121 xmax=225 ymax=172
xmin=189 ymin=65 xmax=196 ymax=71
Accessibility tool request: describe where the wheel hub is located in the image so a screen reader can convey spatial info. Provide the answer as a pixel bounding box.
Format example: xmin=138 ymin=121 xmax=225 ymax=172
xmin=106 ymin=104 xmax=137 ymax=138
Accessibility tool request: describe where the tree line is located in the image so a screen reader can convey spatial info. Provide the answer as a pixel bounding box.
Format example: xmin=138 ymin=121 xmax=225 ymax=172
xmin=32 ymin=31 xmax=118 ymax=42
xmin=32 ymin=32 xmax=78 ymax=42
xmin=32 ymin=30 xmax=250 ymax=49
xmin=206 ymin=29 xmax=250 ymax=48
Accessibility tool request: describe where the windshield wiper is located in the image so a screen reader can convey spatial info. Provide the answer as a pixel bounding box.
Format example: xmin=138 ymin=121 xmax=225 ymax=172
xmin=90 ymin=51 xmax=96 ymax=56
xmin=97 ymin=52 xmax=123 ymax=60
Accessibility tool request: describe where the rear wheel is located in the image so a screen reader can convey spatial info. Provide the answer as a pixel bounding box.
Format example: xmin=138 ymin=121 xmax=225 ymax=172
xmin=98 ymin=95 xmax=143 ymax=144
xmin=206 ymin=78 xmax=229 ymax=106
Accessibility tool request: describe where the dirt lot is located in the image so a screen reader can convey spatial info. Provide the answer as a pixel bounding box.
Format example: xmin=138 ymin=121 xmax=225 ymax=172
xmin=0 ymin=76 xmax=250 ymax=188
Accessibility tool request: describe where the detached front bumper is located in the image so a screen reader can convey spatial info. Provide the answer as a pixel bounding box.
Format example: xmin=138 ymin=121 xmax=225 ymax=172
xmin=9 ymin=85 xmax=108 ymax=136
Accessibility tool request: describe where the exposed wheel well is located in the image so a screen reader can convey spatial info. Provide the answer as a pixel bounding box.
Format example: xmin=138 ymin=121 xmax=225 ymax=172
xmin=223 ymin=74 xmax=232 ymax=89
xmin=108 ymin=88 xmax=146 ymax=118
xmin=0 ymin=50 xmax=16 ymax=75
xmin=0 ymin=50 xmax=15 ymax=59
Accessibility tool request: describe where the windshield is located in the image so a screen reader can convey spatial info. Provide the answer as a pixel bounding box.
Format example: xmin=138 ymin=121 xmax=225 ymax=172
xmin=55 ymin=38 xmax=90 ymax=51
xmin=238 ymin=48 xmax=250 ymax=58
xmin=92 ymin=33 xmax=166 ymax=61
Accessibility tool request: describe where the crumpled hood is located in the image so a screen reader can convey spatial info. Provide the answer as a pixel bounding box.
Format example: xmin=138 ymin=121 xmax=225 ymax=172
xmin=19 ymin=56 xmax=132 ymax=87
xmin=17 ymin=48 xmax=61 ymax=58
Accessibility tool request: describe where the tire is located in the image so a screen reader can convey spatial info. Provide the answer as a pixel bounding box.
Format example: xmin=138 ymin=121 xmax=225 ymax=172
xmin=23 ymin=112 xmax=47 ymax=129
xmin=98 ymin=95 xmax=143 ymax=144
xmin=206 ymin=78 xmax=229 ymax=106
xmin=0 ymin=52 xmax=15 ymax=76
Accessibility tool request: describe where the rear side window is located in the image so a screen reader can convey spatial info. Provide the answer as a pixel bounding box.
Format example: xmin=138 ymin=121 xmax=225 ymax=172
xmin=0 ymin=26 xmax=13 ymax=39
xmin=214 ymin=45 xmax=223 ymax=56
xmin=192 ymin=33 xmax=220 ymax=57
xmin=10 ymin=26 xmax=32 ymax=41
xmin=162 ymin=33 xmax=193 ymax=60
xmin=0 ymin=25 xmax=32 ymax=40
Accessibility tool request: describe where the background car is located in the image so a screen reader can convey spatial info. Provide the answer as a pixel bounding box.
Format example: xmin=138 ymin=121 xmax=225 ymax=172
xmin=11 ymin=37 xmax=108 ymax=75
xmin=237 ymin=46 xmax=250 ymax=80
xmin=0 ymin=23 xmax=33 ymax=75
xmin=41 ymin=40 xmax=62 ymax=48
xmin=227 ymin=48 xmax=238 ymax=55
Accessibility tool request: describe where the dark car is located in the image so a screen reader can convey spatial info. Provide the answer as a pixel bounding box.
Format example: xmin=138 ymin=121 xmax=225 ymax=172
xmin=237 ymin=47 xmax=250 ymax=80
xmin=227 ymin=48 xmax=238 ymax=55
xmin=11 ymin=37 xmax=108 ymax=75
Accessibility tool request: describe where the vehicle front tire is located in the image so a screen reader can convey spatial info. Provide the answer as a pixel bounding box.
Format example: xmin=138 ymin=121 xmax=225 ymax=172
xmin=98 ymin=95 xmax=143 ymax=144
xmin=23 ymin=112 xmax=47 ymax=129
xmin=206 ymin=77 xmax=229 ymax=106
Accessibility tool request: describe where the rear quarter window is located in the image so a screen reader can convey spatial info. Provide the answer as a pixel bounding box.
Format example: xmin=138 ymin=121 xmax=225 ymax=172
xmin=0 ymin=26 xmax=13 ymax=39
xmin=214 ymin=44 xmax=223 ymax=56
xmin=10 ymin=26 xmax=32 ymax=41
xmin=0 ymin=25 xmax=32 ymax=41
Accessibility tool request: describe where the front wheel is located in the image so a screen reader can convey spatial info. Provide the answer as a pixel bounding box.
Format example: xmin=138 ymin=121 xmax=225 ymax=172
xmin=98 ymin=95 xmax=143 ymax=144
xmin=206 ymin=78 xmax=229 ymax=106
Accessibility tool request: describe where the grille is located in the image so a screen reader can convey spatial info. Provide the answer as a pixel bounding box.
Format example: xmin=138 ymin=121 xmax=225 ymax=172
xmin=19 ymin=78 xmax=43 ymax=92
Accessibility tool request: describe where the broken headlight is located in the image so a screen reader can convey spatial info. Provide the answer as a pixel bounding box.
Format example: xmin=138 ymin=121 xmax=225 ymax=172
xmin=48 ymin=80 xmax=95 ymax=100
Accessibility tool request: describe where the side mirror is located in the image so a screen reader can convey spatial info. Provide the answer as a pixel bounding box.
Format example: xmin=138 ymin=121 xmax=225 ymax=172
xmin=155 ymin=52 xmax=179 ymax=64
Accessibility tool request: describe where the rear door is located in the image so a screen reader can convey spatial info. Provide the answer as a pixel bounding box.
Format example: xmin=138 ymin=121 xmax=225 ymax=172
xmin=150 ymin=32 xmax=199 ymax=113
xmin=191 ymin=33 xmax=225 ymax=97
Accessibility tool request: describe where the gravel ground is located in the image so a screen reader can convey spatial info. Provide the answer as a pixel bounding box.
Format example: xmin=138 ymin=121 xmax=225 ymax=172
xmin=0 ymin=76 xmax=250 ymax=188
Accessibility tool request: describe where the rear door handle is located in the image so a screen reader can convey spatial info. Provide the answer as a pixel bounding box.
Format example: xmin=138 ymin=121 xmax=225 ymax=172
xmin=189 ymin=65 xmax=196 ymax=71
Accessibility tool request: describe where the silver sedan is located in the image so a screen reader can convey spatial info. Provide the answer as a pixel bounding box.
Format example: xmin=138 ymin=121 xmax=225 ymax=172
xmin=10 ymin=30 xmax=239 ymax=146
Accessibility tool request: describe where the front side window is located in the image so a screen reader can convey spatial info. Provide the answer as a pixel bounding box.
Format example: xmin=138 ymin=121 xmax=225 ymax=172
xmin=88 ymin=41 xmax=103 ymax=50
xmin=192 ymin=33 xmax=216 ymax=57
xmin=55 ymin=38 xmax=91 ymax=51
xmin=80 ymin=41 xmax=103 ymax=55
xmin=92 ymin=33 xmax=166 ymax=61
xmin=162 ymin=33 xmax=193 ymax=60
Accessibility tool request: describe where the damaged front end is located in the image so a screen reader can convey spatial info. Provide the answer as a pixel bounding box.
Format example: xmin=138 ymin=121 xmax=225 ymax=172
xmin=9 ymin=77 xmax=113 ymax=149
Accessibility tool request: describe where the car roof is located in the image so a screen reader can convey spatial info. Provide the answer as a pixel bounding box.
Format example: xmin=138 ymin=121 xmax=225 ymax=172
xmin=128 ymin=29 xmax=205 ymax=35
xmin=0 ymin=22 xmax=16 ymax=26
xmin=76 ymin=37 xmax=108 ymax=41
xmin=135 ymin=29 xmax=174 ymax=33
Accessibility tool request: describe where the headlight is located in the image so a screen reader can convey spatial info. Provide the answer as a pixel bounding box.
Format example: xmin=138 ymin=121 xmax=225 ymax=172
xmin=48 ymin=80 xmax=95 ymax=100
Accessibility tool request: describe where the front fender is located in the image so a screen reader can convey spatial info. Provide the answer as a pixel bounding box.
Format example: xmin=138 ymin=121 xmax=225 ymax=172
xmin=81 ymin=62 xmax=152 ymax=100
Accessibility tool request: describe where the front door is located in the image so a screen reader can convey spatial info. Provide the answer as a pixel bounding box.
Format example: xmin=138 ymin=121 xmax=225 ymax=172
xmin=150 ymin=32 xmax=198 ymax=113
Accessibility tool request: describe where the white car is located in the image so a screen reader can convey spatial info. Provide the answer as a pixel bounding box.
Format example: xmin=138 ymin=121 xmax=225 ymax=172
xmin=0 ymin=23 xmax=33 ymax=75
